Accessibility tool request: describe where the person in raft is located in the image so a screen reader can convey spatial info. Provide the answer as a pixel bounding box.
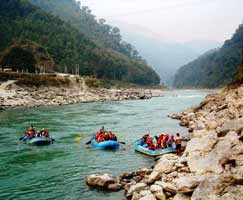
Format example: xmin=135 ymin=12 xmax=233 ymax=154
xmin=141 ymin=134 xmax=149 ymax=145
xmin=166 ymin=135 xmax=175 ymax=148
xmin=95 ymin=127 xmax=117 ymax=142
xmin=146 ymin=136 xmax=156 ymax=150
xmin=25 ymin=125 xmax=36 ymax=139
xmin=155 ymin=133 xmax=169 ymax=149
xmin=41 ymin=128 xmax=49 ymax=138
xmin=176 ymin=133 xmax=182 ymax=155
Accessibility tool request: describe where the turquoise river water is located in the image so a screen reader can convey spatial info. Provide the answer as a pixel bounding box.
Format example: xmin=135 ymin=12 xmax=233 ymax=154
xmin=0 ymin=90 xmax=210 ymax=200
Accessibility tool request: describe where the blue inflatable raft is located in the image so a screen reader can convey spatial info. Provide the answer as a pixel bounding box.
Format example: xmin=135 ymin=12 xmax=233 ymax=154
xmin=23 ymin=136 xmax=54 ymax=145
xmin=91 ymin=138 xmax=119 ymax=149
xmin=134 ymin=139 xmax=175 ymax=157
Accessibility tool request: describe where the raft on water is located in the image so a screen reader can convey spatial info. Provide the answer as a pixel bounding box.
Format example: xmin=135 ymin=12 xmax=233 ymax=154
xmin=91 ymin=138 xmax=119 ymax=149
xmin=134 ymin=139 xmax=175 ymax=157
xmin=23 ymin=136 xmax=54 ymax=146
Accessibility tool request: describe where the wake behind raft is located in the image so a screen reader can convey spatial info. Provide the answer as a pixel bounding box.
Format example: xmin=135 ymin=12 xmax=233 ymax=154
xmin=134 ymin=139 xmax=175 ymax=157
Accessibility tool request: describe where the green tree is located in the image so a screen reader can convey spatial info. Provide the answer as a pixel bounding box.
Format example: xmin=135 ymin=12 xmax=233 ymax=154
xmin=1 ymin=47 xmax=36 ymax=72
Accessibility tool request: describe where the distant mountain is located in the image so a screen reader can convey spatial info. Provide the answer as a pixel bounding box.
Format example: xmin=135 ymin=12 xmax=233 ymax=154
xmin=0 ymin=0 xmax=160 ymax=85
xmin=111 ymin=21 xmax=221 ymax=86
xmin=174 ymin=23 xmax=243 ymax=88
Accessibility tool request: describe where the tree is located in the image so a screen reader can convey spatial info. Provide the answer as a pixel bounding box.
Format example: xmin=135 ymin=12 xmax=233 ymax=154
xmin=1 ymin=47 xmax=36 ymax=72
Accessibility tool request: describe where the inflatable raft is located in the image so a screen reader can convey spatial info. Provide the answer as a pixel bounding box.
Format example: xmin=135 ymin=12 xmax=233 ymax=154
xmin=23 ymin=136 xmax=54 ymax=145
xmin=134 ymin=139 xmax=175 ymax=157
xmin=91 ymin=138 xmax=119 ymax=149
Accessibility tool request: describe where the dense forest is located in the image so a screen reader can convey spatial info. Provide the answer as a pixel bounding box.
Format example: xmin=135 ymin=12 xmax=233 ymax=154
xmin=173 ymin=23 xmax=243 ymax=88
xmin=0 ymin=0 xmax=160 ymax=85
xmin=28 ymin=0 xmax=141 ymax=59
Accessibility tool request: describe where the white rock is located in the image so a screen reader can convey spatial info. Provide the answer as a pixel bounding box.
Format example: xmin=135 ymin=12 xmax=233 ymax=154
xmin=139 ymin=194 xmax=157 ymax=200
xmin=132 ymin=192 xmax=142 ymax=200
xmin=127 ymin=183 xmax=147 ymax=196
xmin=154 ymin=191 xmax=166 ymax=200
xmin=173 ymin=193 xmax=191 ymax=200
xmin=173 ymin=176 xmax=199 ymax=193
xmin=155 ymin=181 xmax=177 ymax=193
xmin=147 ymin=171 xmax=160 ymax=184
xmin=140 ymin=190 xmax=152 ymax=197
xmin=150 ymin=184 xmax=163 ymax=193
xmin=86 ymin=173 xmax=115 ymax=187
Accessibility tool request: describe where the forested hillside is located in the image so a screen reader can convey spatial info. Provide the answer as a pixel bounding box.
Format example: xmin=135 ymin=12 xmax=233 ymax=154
xmin=173 ymin=23 xmax=243 ymax=88
xmin=0 ymin=0 xmax=160 ymax=85
xmin=28 ymin=0 xmax=140 ymax=59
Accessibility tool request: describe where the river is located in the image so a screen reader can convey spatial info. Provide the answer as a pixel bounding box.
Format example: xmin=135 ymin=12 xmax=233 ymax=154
xmin=0 ymin=90 xmax=210 ymax=200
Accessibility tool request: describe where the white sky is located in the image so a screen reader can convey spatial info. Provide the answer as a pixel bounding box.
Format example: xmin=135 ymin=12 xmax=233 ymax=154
xmin=79 ymin=0 xmax=243 ymax=42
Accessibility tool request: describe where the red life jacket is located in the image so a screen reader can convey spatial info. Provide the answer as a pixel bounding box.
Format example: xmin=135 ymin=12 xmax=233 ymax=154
xmin=170 ymin=135 xmax=175 ymax=143
xmin=95 ymin=132 xmax=100 ymax=140
xmin=104 ymin=133 xmax=110 ymax=141
xmin=146 ymin=137 xmax=155 ymax=150
xmin=43 ymin=130 xmax=49 ymax=137
xmin=28 ymin=131 xmax=34 ymax=139
xmin=142 ymin=134 xmax=149 ymax=144
xmin=97 ymin=134 xmax=105 ymax=142
xmin=109 ymin=132 xmax=115 ymax=141
xmin=161 ymin=136 xmax=167 ymax=148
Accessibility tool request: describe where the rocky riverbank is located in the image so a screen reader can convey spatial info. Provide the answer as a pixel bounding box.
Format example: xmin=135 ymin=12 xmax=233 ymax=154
xmin=86 ymin=84 xmax=243 ymax=199
xmin=0 ymin=80 xmax=163 ymax=109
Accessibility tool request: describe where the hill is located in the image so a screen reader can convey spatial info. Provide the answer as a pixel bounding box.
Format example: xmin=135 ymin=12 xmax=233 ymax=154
xmin=173 ymin=23 xmax=243 ymax=88
xmin=28 ymin=0 xmax=141 ymax=59
xmin=0 ymin=0 xmax=160 ymax=85
xmin=111 ymin=21 xmax=221 ymax=86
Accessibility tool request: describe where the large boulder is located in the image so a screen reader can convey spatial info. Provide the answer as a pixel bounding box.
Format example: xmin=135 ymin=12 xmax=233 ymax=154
xmin=173 ymin=193 xmax=191 ymax=200
xmin=155 ymin=181 xmax=177 ymax=193
xmin=146 ymin=154 xmax=178 ymax=184
xmin=185 ymin=131 xmax=240 ymax=175
xmin=86 ymin=173 xmax=115 ymax=188
xmin=132 ymin=192 xmax=142 ymax=200
xmin=173 ymin=176 xmax=199 ymax=193
xmin=154 ymin=154 xmax=178 ymax=173
xmin=191 ymin=175 xmax=234 ymax=200
xmin=150 ymin=185 xmax=166 ymax=200
xmin=221 ymin=185 xmax=243 ymax=200
xmin=127 ymin=183 xmax=147 ymax=197
xmin=187 ymin=130 xmax=217 ymax=153
xmin=218 ymin=118 xmax=243 ymax=136
xmin=139 ymin=194 xmax=157 ymax=200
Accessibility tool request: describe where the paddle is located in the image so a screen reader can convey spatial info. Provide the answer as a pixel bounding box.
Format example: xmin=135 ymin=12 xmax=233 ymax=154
xmin=118 ymin=141 xmax=126 ymax=145
xmin=18 ymin=132 xmax=26 ymax=140
xmin=19 ymin=136 xmax=24 ymax=141
xmin=86 ymin=136 xmax=94 ymax=145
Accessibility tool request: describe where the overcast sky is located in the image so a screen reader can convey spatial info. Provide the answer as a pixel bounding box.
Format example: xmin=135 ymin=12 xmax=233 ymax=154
xmin=79 ymin=0 xmax=243 ymax=43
